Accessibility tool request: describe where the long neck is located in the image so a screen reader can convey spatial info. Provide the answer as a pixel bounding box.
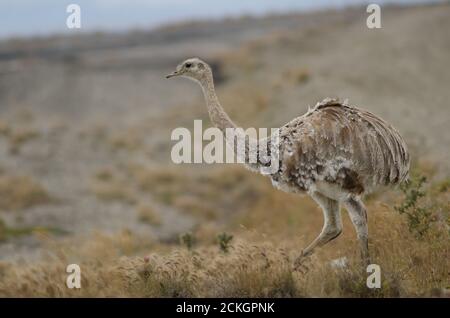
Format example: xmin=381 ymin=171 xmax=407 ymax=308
xmin=199 ymin=73 xmax=279 ymax=174
xmin=200 ymin=73 xmax=236 ymax=132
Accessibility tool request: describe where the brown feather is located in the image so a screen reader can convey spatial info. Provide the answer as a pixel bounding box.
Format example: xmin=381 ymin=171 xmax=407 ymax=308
xmin=271 ymin=98 xmax=410 ymax=195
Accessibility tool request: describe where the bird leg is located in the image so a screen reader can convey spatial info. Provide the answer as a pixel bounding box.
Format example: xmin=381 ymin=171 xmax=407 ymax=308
xmin=344 ymin=196 xmax=370 ymax=267
xmin=294 ymin=192 xmax=342 ymax=271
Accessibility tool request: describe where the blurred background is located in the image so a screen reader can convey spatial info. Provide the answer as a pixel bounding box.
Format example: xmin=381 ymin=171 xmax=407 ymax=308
xmin=0 ymin=0 xmax=448 ymax=297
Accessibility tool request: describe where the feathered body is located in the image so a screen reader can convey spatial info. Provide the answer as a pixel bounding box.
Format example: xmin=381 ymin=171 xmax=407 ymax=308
xmin=269 ymin=98 xmax=410 ymax=198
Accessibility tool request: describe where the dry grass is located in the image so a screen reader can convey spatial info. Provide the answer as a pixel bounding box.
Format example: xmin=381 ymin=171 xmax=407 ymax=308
xmin=109 ymin=130 xmax=143 ymax=152
xmin=137 ymin=204 xmax=161 ymax=226
xmin=90 ymin=169 xmax=136 ymax=205
xmin=125 ymin=163 xmax=264 ymax=221
xmin=283 ymin=68 xmax=311 ymax=84
xmin=0 ymin=121 xmax=39 ymax=154
xmin=0 ymin=214 xmax=447 ymax=297
xmin=90 ymin=180 xmax=136 ymax=204
xmin=0 ymin=110 xmax=41 ymax=154
xmin=0 ymin=163 xmax=448 ymax=297
xmin=7 ymin=128 xmax=40 ymax=154
xmin=0 ymin=174 xmax=51 ymax=211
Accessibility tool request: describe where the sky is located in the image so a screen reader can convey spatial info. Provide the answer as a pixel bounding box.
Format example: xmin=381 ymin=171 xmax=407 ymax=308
xmin=0 ymin=0 xmax=436 ymax=39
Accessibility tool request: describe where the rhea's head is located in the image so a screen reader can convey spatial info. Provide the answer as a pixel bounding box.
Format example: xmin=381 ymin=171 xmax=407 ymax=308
xmin=165 ymin=57 xmax=211 ymax=82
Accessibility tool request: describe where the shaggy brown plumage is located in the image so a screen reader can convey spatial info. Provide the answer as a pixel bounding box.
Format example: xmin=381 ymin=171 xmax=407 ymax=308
xmin=272 ymin=98 xmax=410 ymax=195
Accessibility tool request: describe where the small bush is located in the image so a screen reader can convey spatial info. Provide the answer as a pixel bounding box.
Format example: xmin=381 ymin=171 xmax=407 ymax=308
xmin=217 ymin=232 xmax=233 ymax=253
xmin=395 ymin=175 xmax=435 ymax=238
xmin=179 ymin=232 xmax=195 ymax=250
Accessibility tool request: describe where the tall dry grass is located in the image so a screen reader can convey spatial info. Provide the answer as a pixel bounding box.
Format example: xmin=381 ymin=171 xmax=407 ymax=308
xmin=0 ymin=162 xmax=448 ymax=297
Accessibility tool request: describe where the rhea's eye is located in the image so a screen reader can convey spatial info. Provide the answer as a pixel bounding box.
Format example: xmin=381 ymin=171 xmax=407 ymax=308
xmin=185 ymin=63 xmax=192 ymax=68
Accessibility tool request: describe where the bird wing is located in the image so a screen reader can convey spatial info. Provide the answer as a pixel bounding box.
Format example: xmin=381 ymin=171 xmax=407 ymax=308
xmin=277 ymin=99 xmax=410 ymax=194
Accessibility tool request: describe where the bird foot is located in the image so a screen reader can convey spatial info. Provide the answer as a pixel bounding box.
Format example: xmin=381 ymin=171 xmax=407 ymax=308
xmin=293 ymin=251 xmax=311 ymax=274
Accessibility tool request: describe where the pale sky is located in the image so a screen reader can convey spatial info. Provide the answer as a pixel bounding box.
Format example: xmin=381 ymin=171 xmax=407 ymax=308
xmin=0 ymin=0 xmax=436 ymax=39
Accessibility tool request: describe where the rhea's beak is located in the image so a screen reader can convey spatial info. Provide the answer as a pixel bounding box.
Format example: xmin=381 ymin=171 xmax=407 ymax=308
xmin=165 ymin=70 xmax=180 ymax=79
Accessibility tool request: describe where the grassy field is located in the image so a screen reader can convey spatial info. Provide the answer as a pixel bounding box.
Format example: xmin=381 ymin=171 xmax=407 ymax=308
xmin=0 ymin=162 xmax=448 ymax=297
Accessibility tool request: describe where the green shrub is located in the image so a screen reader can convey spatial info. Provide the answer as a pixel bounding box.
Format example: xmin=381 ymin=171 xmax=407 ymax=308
xmin=217 ymin=232 xmax=233 ymax=253
xmin=395 ymin=175 xmax=434 ymax=238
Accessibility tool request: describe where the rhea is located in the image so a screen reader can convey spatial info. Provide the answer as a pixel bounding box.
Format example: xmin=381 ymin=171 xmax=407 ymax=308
xmin=166 ymin=58 xmax=410 ymax=268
